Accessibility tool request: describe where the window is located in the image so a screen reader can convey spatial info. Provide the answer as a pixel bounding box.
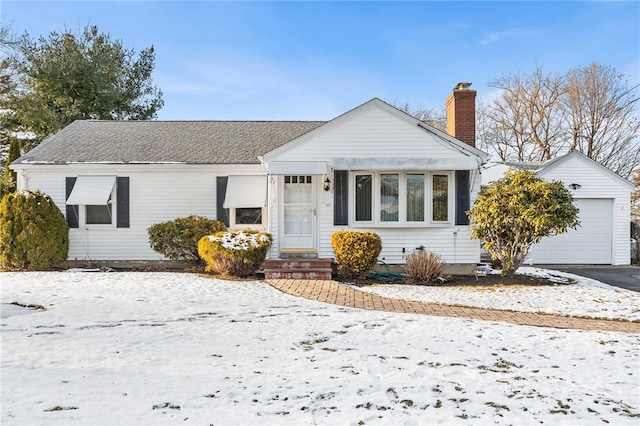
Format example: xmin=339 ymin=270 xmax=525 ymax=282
xmin=355 ymin=174 xmax=372 ymax=221
xmin=66 ymin=176 xmax=116 ymax=226
xmin=65 ymin=176 xmax=129 ymax=229
xmin=432 ymin=174 xmax=449 ymax=222
xmin=351 ymin=171 xmax=451 ymax=226
xmin=380 ymin=174 xmax=399 ymax=222
xmin=222 ymin=175 xmax=268 ymax=229
xmin=234 ymin=207 xmax=263 ymax=225
xmin=86 ymin=203 xmax=113 ymax=225
xmin=406 ymin=174 xmax=425 ymax=222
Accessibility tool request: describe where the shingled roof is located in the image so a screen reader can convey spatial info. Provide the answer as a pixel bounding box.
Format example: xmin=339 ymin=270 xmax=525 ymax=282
xmin=13 ymin=120 xmax=326 ymax=165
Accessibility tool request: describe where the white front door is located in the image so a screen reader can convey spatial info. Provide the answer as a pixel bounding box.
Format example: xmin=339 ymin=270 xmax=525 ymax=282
xmin=281 ymin=175 xmax=316 ymax=253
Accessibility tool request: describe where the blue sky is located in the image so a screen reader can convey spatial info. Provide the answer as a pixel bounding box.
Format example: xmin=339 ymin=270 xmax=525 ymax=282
xmin=2 ymin=1 xmax=639 ymax=121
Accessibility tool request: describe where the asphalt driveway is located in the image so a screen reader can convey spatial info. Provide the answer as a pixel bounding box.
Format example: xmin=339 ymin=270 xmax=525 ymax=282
xmin=537 ymin=265 xmax=640 ymax=292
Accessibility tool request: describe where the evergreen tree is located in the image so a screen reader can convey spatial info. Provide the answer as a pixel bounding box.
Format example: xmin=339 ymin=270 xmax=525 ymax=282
xmin=1 ymin=25 xmax=163 ymax=146
xmin=0 ymin=137 xmax=20 ymax=198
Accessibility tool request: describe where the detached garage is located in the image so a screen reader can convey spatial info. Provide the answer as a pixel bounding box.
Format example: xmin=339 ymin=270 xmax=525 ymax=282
xmin=483 ymin=151 xmax=635 ymax=266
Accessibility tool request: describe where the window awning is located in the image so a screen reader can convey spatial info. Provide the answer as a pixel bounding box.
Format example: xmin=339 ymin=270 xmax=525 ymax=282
xmin=66 ymin=176 xmax=116 ymax=205
xmin=223 ymin=175 xmax=267 ymax=208
xmin=266 ymin=161 xmax=328 ymax=175
xmin=333 ymin=157 xmax=480 ymax=170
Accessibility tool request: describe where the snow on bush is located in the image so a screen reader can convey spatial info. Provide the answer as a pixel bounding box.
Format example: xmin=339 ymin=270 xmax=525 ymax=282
xmin=198 ymin=229 xmax=272 ymax=277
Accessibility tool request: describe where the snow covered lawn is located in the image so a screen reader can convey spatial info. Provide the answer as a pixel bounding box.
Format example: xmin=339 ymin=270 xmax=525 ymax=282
xmin=2 ymin=271 xmax=639 ymax=425
xmin=357 ymin=267 xmax=640 ymax=321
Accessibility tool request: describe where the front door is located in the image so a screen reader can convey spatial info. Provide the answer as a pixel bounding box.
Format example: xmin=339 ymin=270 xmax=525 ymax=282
xmin=281 ymin=175 xmax=316 ymax=253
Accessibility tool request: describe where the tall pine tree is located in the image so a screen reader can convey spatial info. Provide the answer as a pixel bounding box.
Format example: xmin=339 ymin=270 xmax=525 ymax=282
xmin=1 ymin=25 xmax=164 ymax=147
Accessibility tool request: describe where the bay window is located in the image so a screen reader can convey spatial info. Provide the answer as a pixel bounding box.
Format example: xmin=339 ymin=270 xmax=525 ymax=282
xmin=352 ymin=171 xmax=452 ymax=226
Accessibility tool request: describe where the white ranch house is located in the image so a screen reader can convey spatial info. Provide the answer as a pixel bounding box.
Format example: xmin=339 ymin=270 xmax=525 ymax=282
xmin=15 ymin=83 xmax=632 ymax=273
xmin=11 ymin=84 xmax=487 ymax=274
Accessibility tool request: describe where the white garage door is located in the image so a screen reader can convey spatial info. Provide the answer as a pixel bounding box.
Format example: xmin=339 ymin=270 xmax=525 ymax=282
xmin=532 ymin=198 xmax=612 ymax=264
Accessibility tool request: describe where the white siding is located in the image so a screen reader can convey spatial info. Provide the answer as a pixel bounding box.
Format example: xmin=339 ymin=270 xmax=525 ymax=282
xmin=19 ymin=165 xmax=264 ymax=261
xmin=531 ymin=155 xmax=631 ymax=265
xmin=271 ymin=107 xmax=474 ymax=164
xmin=319 ymin=226 xmax=480 ymax=264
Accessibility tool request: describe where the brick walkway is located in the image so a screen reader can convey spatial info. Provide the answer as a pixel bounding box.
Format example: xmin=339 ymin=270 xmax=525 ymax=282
xmin=266 ymin=279 xmax=640 ymax=334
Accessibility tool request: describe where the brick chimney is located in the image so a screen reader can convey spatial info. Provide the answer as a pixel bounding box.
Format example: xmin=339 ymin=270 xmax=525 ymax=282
xmin=446 ymin=82 xmax=476 ymax=147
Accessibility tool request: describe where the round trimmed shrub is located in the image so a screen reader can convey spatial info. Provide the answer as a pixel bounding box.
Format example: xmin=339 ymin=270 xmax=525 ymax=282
xmin=0 ymin=190 xmax=69 ymax=270
xmin=147 ymin=215 xmax=227 ymax=264
xmin=330 ymin=230 xmax=382 ymax=279
xmin=198 ymin=229 xmax=272 ymax=277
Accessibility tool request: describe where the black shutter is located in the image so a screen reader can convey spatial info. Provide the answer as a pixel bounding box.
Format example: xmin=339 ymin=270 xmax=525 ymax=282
xmin=116 ymin=177 xmax=130 ymax=228
xmin=455 ymin=170 xmax=470 ymax=225
xmin=65 ymin=177 xmax=79 ymax=228
xmin=216 ymin=176 xmax=230 ymax=227
xmin=333 ymin=170 xmax=348 ymax=226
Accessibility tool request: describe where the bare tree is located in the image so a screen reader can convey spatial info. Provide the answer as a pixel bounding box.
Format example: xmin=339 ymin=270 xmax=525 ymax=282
xmin=479 ymin=63 xmax=640 ymax=178
xmin=632 ymin=170 xmax=640 ymax=262
xmin=479 ymin=66 xmax=566 ymax=163
xmin=564 ymin=63 xmax=640 ymax=178
xmin=389 ymin=100 xmax=447 ymax=132
xmin=0 ymin=23 xmax=20 ymax=101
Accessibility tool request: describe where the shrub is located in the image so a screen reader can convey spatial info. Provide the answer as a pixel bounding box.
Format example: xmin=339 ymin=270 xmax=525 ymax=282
xmin=198 ymin=229 xmax=272 ymax=277
xmin=0 ymin=190 xmax=68 ymax=270
xmin=330 ymin=230 xmax=382 ymax=279
xmin=148 ymin=215 xmax=227 ymax=264
xmin=469 ymin=168 xmax=579 ymax=277
xmin=404 ymin=249 xmax=444 ymax=283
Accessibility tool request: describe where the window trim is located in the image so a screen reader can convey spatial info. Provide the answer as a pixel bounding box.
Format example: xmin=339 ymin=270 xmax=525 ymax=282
xmin=349 ymin=170 xmax=453 ymax=227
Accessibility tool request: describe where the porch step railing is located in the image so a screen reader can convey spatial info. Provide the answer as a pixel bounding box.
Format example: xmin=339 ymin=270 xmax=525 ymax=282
xmin=263 ymin=258 xmax=333 ymax=280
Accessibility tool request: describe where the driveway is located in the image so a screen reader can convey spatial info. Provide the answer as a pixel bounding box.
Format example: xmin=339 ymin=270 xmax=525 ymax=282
xmin=537 ymin=265 xmax=640 ymax=292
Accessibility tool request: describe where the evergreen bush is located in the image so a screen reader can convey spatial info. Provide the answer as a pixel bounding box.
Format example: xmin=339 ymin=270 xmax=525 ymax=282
xmin=147 ymin=215 xmax=227 ymax=264
xmin=198 ymin=229 xmax=272 ymax=277
xmin=469 ymin=168 xmax=580 ymax=276
xmin=330 ymin=230 xmax=382 ymax=279
xmin=0 ymin=190 xmax=68 ymax=270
